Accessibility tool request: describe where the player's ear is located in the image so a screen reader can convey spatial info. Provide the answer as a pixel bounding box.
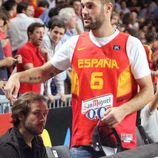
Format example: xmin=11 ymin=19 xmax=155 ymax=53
xmin=104 ymin=2 xmax=113 ymax=14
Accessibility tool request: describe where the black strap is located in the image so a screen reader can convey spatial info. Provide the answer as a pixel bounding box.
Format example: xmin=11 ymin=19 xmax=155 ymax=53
xmin=112 ymin=128 xmax=124 ymax=152
xmin=136 ymin=110 xmax=141 ymax=126
xmin=137 ymin=125 xmax=152 ymax=144
xmin=136 ymin=110 xmax=152 ymax=144
xmin=92 ymin=120 xmax=124 ymax=153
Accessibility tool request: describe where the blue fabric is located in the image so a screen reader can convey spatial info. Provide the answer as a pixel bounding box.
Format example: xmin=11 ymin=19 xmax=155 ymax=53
xmin=39 ymin=9 xmax=50 ymax=26
xmin=0 ymin=41 xmax=8 ymax=95
xmin=61 ymin=30 xmax=74 ymax=44
xmin=50 ymin=78 xmax=57 ymax=95
xmin=64 ymin=128 xmax=71 ymax=147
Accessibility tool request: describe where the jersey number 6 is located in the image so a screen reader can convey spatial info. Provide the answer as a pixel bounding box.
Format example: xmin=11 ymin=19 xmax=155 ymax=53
xmin=90 ymin=72 xmax=103 ymax=90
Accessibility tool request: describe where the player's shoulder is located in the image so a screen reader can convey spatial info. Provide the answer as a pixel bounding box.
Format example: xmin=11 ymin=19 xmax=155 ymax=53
xmin=127 ymin=34 xmax=142 ymax=46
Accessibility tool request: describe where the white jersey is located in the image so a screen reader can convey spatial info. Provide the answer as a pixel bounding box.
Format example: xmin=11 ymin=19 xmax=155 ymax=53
xmin=141 ymin=105 xmax=158 ymax=142
xmin=50 ymin=29 xmax=150 ymax=79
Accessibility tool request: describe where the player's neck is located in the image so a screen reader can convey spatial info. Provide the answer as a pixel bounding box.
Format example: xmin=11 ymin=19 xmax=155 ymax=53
xmin=92 ymin=23 xmax=115 ymax=38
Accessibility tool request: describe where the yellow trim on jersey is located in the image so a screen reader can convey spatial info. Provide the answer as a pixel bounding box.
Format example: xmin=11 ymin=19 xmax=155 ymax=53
xmin=71 ymin=67 xmax=79 ymax=96
xmin=117 ymin=66 xmax=133 ymax=97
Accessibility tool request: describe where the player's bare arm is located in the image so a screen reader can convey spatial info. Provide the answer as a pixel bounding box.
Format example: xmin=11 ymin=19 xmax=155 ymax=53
xmin=103 ymin=75 xmax=154 ymax=127
xmin=4 ymin=61 xmax=62 ymax=101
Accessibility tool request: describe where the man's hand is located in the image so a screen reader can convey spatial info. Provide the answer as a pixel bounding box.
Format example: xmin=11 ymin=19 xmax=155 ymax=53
xmin=102 ymin=107 xmax=127 ymax=128
xmin=0 ymin=81 xmax=7 ymax=89
xmin=47 ymin=94 xmax=55 ymax=102
xmin=40 ymin=47 xmax=48 ymax=55
xmin=14 ymin=55 xmax=22 ymax=64
xmin=4 ymin=74 xmax=20 ymax=104
xmin=59 ymin=93 xmax=66 ymax=102
xmin=40 ymin=48 xmax=49 ymax=61
xmin=1 ymin=57 xmax=17 ymax=67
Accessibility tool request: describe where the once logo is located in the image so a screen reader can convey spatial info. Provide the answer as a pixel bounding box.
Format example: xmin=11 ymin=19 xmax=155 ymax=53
xmin=86 ymin=106 xmax=110 ymax=120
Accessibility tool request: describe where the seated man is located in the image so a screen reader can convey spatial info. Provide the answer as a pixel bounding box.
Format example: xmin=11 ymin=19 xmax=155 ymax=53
xmin=0 ymin=92 xmax=49 ymax=158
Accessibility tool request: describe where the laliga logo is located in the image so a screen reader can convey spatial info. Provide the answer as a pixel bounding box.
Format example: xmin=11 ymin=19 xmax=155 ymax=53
xmin=86 ymin=106 xmax=111 ymax=120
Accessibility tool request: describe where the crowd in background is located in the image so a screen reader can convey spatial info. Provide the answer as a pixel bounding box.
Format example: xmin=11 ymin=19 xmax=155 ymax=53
xmin=0 ymin=0 xmax=158 ymax=107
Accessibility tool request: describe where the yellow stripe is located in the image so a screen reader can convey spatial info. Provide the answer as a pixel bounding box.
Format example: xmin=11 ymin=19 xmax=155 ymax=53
xmin=117 ymin=66 xmax=134 ymax=97
xmin=41 ymin=129 xmax=52 ymax=147
xmin=71 ymin=67 xmax=79 ymax=96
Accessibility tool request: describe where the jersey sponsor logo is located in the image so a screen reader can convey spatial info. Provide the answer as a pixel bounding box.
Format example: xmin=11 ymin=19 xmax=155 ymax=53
xmin=121 ymin=133 xmax=133 ymax=143
xmin=81 ymin=94 xmax=113 ymax=120
xmin=113 ymin=45 xmax=121 ymax=50
xmin=77 ymin=46 xmax=87 ymax=51
xmin=78 ymin=58 xmax=119 ymax=69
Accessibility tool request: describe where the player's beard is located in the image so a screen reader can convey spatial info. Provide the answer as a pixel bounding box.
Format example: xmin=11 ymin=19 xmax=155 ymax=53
xmin=83 ymin=6 xmax=105 ymax=30
xmin=84 ymin=18 xmax=104 ymax=30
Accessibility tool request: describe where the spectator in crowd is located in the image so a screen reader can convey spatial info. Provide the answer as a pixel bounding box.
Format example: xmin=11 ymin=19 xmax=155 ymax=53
xmin=0 ymin=8 xmax=22 ymax=74
xmin=59 ymin=7 xmax=78 ymax=41
xmin=120 ymin=0 xmax=130 ymax=16
xmin=4 ymin=0 xmax=154 ymax=158
xmin=0 ymin=92 xmax=49 ymax=158
xmin=145 ymin=31 xmax=158 ymax=92
xmin=0 ymin=41 xmax=18 ymax=113
xmin=16 ymin=22 xmax=46 ymax=95
xmin=114 ymin=0 xmax=121 ymax=13
xmin=38 ymin=0 xmax=65 ymax=26
xmin=70 ymin=0 xmax=84 ymax=33
xmin=128 ymin=10 xmax=139 ymax=31
xmin=2 ymin=0 xmax=17 ymax=18
xmin=41 ymin=17 xmax=67 ymax=102
xmin=138 ymin=29 xmax=146 ymax=44
xmin=138 ymin=3 xmax=148 ymax=23
xmin=34 ymin=0 xmax=49 ymax=18
xmin=25 ymin=3 xmax=35 ymax=17
xmin=8 ymin=1 xmax=42 ymax=56
xmin=42 ymin=3 xmax=69 ymax=26
xmin=0 ymin=8 xmax=13 ymax=65
xmin=37 ymin=0 xmax=55 ymax=25
xmin=111 ymin=11 xmax=122 ymax=29
xmin=141 ymin=88 xmax=158 ymax=143
xmin=126 ymin=0 xmax=142 ymax=12
xmin=58 ymin=7 xmax=78 ymax=94
xmin=0 ymin=9 xmax=21 ymax=113
xmin=41 ymin=17 xmax=66 ymax=59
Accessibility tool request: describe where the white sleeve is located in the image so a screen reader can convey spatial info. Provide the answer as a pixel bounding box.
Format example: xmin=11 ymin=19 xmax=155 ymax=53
xmin=127 ymin=36 xmax=151 ymax=79
xmin=50 ymin=35 xmax=79 ymax=71
xmin=56 ymin=79 xmax=65 ymax=94
xmin=46 ymin=78 xmax=52 ymax=95
xmin=140 ymin=105 xmax=151 ymax=124
xmin=141 ymin=105 xmax=158 ymax=142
